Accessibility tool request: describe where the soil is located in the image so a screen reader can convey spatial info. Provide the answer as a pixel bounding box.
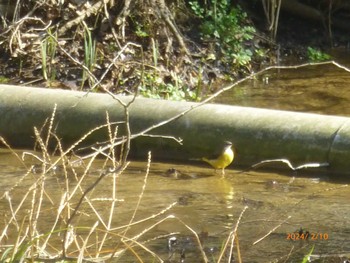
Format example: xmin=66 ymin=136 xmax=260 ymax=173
xmin=0 ymin=0 xmax=349 ymax=98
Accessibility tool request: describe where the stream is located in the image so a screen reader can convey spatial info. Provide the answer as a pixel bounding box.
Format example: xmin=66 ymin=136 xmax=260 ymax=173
xmin=1 ymin=61 xmax=350 ymax=262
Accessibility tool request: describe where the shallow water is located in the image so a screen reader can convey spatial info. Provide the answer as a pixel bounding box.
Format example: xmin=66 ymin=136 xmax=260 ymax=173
xmin=216 ymin=62 xmax=350 ymax=116
xmin=0 ymin=149 xmax=349 ymax=262
xmin=1 ymin=60 xmax=350 ymax=262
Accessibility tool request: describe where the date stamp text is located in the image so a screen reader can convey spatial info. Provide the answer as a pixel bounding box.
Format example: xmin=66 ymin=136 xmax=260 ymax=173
xmin=287 ymin=232 xmax=329 ymax=241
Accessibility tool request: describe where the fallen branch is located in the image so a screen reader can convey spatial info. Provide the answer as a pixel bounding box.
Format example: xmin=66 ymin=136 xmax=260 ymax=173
xmin=243 ymin=159 xmax=329 ymax=173
xmin=58 ymin=0 xmax=110 ymax=36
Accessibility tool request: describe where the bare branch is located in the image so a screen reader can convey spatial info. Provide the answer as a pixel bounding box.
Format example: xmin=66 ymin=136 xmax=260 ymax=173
xmin=244 ymin=159 xmax=329 ymax=172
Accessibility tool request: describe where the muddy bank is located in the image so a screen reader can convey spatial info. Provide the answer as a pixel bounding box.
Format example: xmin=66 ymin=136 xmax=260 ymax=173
xmin=1 ymin=0 xmax=348 ymax=101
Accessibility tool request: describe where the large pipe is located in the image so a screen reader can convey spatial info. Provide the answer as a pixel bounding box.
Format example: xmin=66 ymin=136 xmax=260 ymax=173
xmin=0 ymin=84 xmax=349 ymax=174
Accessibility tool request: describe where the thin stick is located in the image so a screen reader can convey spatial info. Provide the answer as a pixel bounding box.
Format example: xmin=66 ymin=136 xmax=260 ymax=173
xmin=241 ymin=159 xmax=329 ymax=173
xmin=121 ymin=151 xmax=152 ymax=239
xmin=110 ymin=202 xmax=177 ymax=232
xmin=0 ymin=136 xmax=28 ymax=169
xmin=44 ymin=104 xmax=57 ymax=148
xmin=253 ymin=215 xmax=291 ymax=245
xmin=217 ymin=206 xmax=248 ymax=262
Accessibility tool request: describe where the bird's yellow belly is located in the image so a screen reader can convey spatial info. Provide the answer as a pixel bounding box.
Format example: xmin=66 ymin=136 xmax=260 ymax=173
xmin=203 ymin=149 xmax=234 ymax=169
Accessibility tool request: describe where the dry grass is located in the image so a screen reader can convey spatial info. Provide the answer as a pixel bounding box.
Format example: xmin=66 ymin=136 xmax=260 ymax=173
xmin=2 ymin=61 xmax=350 ymax=261
xmin=0 ymin=105 xmax=249 ymax=263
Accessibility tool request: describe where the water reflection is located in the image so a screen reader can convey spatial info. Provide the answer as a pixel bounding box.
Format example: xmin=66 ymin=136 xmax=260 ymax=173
xmin=2 ymin=62 xmax=350 ymax=261
xmin=0 ymin=149 xmax=349 ymax=262
xmin=216 ymin=63 xmax=350 ymax=117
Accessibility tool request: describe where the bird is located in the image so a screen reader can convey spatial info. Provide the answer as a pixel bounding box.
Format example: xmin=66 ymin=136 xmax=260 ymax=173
xmin=202 ymin=141 xmax=234 ymax=176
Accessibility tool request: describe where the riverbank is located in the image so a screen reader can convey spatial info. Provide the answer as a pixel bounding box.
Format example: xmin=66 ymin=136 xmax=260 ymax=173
xmin=0 ymin=0 xmax=347 ymax=101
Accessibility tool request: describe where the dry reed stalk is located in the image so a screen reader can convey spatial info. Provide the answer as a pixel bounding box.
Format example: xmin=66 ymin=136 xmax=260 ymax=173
xmin=78 ymin=221 xmax=99 ymax=262
xmin=94 ymin=113 xmax=123 ymax=256
xmin=111 ymin=215 xmax=176 ymax=261
xmin=253 ymin=215 xmax=291 ymax=245
xmin=235 ymin=233 xmax=242 ymax=263
xmin=83 ymin=166 xmax=127 ymax=231
xmin=121 ymin=235 xmax=164 ymax=262
xmin=0 ymin=107 xmax=115 ymax=260
xmin=24 ymin=109 xmax=59 ymax=243
xmin=23 ymin=107 xmax=60 ymax=258
xmin=113 ymin=215 xmax=211 ymax=262
xmin=106 ymin=111 xmax=119 ymax=169
xmin=107 ymin=126 xmax=120 ymax=223
xmin=217 ymin=206 xmax=248 ymax=262
xmin=0 ymin=136 xmax=28 ymax=169
xmin=2 ymin=55 xmax=349 ymax=263
xmin=47 ymin=121 xmax=123 ymax=173
xmin=0 ymin=23 xmax=189 ymax=261
xmin=0 ymin=165 xmax=33 ymax=200
xmin=62 ymin=151 xmax=124 ymax=257
xmin=11 ymin=217 xmax=29 ymax=261
xmin=121 ymin=151 xmax=152 ymax=237
xmin=33 ymin=127 xmax=51 ymax=168
xmin=40 ymin=191 xmax=68 ymax=253
xmin=37 ymin=134 xmax=75 ymax=254
xmin=0 ymin=168 xmax=40 ymax=241
xmin=110 ymin=201 xmax=177 ymax=233
xmin=45 ymin=103 xmax=57 ymax=148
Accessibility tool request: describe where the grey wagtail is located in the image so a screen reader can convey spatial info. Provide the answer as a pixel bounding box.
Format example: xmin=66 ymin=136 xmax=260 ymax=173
xmin=202 ymin=141 xmax=234 ymax=176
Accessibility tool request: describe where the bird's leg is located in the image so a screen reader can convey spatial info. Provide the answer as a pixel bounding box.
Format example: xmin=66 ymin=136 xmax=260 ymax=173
xmin=221 ymin=168 xmax=225 ymax=177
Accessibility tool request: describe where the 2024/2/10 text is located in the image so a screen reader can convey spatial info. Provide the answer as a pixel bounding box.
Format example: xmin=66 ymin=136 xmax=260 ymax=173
xmin=287 ymin=232 xmax=329 ymax=241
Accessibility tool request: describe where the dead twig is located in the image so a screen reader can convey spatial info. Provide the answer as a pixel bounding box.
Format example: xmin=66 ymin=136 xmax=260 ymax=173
xmin=241 ymin=159 xmax=329 ymax=173
xmin=57 ymin=0 xmax=109 ymax=36
xmin=217 ymin=206 xmax=248 ymax=262
xmin=153 ymin=0 xmax=191 ymax=56
xmin=253 ymin=215 xmax=291 ymax=245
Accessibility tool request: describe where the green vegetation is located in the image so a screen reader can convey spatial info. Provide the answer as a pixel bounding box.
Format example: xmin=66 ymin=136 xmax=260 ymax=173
xmin=189 ymin=0 xmax=256 ymax=69
xmin=0 ymin=75 xmax=10 ymax=83
xmin=0 ymin=0 xmax=347 ymax=101
xmin=138 ymin=71 xmax=199 ymax=101
xmin=41 ymin=29 xmax=58 ymax=82
xmin=301 ymin=245 xmax=314 ymax=263
xmin=82 ymin=24 xmax=97 ymax=89
xmin=133 ymin=16 xmax=150 ymax=38
xmin=307 ymin=47 xmax=331 ymax=62
xmin=134 ymin=0 xmax=262 ymax=101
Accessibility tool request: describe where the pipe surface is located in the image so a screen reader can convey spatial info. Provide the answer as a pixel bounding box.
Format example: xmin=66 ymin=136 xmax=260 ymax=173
xmin=0 ymin=84 xmax=350 ymax=174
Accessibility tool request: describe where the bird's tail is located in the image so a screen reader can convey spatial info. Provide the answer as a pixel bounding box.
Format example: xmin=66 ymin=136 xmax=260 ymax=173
xmin=188 ymin=157 xmax=203 ymax=161
xmin=201 ymin=157 xmax=210 ymax=164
